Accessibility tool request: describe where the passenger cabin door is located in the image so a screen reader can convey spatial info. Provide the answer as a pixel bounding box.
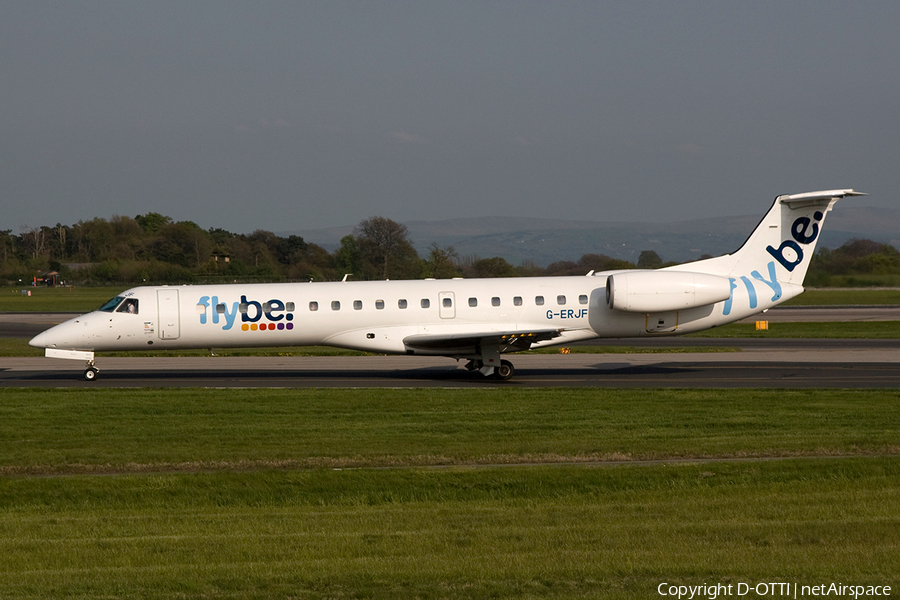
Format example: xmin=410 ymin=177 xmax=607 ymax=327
xmin=157 ymin=289 xmax=181 ymax=340
xmin=439 ymin=292 xmax=456 ymax=319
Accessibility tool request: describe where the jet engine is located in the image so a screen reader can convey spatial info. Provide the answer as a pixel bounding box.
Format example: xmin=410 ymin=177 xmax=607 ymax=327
xmin=606 ymin=271 xmax=733 ymax=313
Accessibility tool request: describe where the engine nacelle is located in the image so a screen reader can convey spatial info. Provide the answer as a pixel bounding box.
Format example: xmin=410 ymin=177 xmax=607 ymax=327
xmin=606 ymin=271 xmax=733 ymax=313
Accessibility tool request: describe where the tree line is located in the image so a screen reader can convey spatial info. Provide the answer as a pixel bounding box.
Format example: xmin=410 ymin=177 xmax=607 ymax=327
xmin=805 ymin=238 xmax=900 ymax=287
xmin=1 ymin=213 xmax=897 ymax=286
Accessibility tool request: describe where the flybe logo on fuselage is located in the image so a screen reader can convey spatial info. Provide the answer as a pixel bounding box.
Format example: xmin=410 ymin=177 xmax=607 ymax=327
xmin=766 ymin=210 xmax=823 ymax=271
xmin=197 ymin=295 xmax=295 ymax=331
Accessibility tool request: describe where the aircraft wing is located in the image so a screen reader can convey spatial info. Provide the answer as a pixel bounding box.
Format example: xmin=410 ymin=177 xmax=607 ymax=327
xmin=403 ymin=328 xmax=563 ymax=356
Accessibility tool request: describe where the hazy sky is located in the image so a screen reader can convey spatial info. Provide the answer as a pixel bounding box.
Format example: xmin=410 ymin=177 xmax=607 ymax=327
xmin=2 ymin=1 xmax=898 ymax=235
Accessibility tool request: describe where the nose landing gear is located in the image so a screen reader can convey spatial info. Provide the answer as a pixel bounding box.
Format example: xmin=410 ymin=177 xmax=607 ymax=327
xmin=83 ymin=360 xmax=100 ymax=381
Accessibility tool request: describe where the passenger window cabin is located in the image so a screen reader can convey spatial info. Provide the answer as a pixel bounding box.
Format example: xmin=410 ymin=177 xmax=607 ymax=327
xmin=250 ymin=292 xmax=576 ymax=316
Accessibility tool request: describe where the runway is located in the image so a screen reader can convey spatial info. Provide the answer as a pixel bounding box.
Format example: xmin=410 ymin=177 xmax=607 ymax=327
xmin=2 ymin=307 xmax=898 ymax=388
xmin=2 ymin=344 xmax=899 ymax=388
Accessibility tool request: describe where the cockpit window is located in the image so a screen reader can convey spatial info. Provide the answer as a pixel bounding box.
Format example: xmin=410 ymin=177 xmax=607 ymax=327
xmin=98 ymin=296 xmax=126 ymax=312
xmin=116 ymin=299 xmax=139 ymax=314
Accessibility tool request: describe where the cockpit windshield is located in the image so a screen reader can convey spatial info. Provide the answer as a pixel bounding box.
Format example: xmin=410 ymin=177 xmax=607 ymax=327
xmin=98 ymin=296 xmax=126 ymax=312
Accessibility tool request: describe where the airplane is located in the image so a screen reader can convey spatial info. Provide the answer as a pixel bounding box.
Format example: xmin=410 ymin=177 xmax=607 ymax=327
xmin=29 ymin=189 xmax=863 ymax=381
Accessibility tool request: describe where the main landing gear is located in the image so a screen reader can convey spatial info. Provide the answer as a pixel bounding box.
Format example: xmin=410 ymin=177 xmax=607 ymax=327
xmin=465 ymin=359 xmax=515 ymax=381
xmin=495 ymin=360 xmax=514 ymax=380
xmin=83 ymin=360 xmax=99 ymax=381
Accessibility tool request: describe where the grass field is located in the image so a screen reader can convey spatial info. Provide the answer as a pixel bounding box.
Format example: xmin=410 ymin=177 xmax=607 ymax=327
xmin=781 ymin=288 xmax=900 ymax=305
xmin=3 ymin=388 xmax=898 ymax=472
xmin=2 ymin=286 xmax=898 ymax=597
xmin=0 ymin=388 xmax=898 ymax=598
xmin=0 ymin=285 xmax=121 ymax=312
xmin=688 ymin=320 xmax=900 ymax=338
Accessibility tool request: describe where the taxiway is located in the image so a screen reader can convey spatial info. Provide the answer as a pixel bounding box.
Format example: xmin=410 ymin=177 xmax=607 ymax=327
xmin=2 ymin=307 xmax=897 ymax=388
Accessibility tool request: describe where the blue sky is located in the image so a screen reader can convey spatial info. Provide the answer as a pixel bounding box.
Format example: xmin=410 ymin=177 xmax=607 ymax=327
xmin=2 ymin=1 xmax=897 ymax=234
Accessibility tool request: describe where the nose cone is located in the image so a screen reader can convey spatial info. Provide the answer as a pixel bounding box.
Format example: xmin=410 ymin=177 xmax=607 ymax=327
xmin=28 ymin=330 xmax=48 ymax=348
xmin=29 ymin=325 xmax=63 ymax=349
xmin=29 ymin=318 xmax=83 ymax=349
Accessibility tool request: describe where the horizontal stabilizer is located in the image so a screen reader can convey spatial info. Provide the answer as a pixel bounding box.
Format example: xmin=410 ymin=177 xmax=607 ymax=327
xmin=778 ymin=189 xmax=867 ymax=207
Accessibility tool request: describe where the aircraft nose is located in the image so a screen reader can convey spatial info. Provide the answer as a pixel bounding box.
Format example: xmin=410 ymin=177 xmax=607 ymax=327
xmin=29 ymin=326 xmax=60 ymax=349
xmin=29 ymin=320 xmax=80 ymax=349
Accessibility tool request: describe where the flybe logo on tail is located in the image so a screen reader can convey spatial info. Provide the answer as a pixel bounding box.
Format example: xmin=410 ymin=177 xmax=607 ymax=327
xmin=197 ymin=295 xmax=295 ymax=331
xmin=766 ymin=211 xmax=823 ymax=272
xmin=722 ymin=210 xmax=822 ymax=316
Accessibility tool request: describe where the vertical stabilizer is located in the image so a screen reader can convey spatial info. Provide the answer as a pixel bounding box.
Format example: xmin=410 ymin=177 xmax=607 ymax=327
xmin=668 ymin=189 xmax=865 ymax=285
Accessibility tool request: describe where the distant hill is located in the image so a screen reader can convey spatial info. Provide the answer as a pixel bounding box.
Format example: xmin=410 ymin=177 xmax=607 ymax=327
xmin=284 ymin=206 xmax=900 ymax=267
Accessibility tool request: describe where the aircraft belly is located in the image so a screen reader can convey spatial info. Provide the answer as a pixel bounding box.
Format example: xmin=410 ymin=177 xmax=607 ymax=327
xmin=324 ymin=327 xmax=415 ymax=354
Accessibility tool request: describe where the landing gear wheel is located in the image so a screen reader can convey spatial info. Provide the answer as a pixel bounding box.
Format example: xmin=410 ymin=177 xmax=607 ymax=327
xmin=493 ymin=360 xmax=515 ymax=381
xmin=83 ymin=367 xmax=99 ymax=381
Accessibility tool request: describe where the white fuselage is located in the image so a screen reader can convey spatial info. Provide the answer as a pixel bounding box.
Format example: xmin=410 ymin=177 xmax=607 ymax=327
xmin=28 ymin=188 xmax=862 ymax=380
xmin=29 ymin=270 xmax=795 ymax=357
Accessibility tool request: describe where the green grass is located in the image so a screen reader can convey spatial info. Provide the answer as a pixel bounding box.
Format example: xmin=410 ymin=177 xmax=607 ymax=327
xmin=688 ymin=321 xmax=900 ymax=338
xmin=0 ymin=338 xmax=43 ymax=356
xmin=0 ymin=387 xmax=898 ymax=598
xmin=0 ymin=388 xmax=896 ymax=474
xmin=783 ymin=288 xmax=900 ymax=305
xmin=0 ymin=285 xmax=123 ymax=312
xmin=1 ymin=460 xmax=898 ymax=599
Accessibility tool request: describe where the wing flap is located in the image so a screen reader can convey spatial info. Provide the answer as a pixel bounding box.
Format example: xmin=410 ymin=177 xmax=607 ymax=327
xmin=403 ymin=328 xmax=562 ymax=356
